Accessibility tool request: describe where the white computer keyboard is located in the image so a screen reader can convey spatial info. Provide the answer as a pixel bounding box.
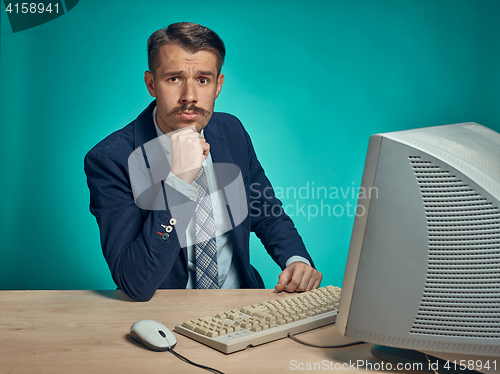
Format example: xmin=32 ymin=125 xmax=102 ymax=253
xmin=174 ymin=285 xmax=341 ymax=354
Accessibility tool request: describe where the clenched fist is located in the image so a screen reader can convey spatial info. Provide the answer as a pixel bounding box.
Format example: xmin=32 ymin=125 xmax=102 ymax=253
xmin=169 ymin=127 xmax=210 ymax=184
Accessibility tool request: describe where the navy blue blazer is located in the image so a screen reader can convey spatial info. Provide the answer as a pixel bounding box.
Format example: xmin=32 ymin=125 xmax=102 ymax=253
xmin=84 ymin=101 xmax=314 ymax=301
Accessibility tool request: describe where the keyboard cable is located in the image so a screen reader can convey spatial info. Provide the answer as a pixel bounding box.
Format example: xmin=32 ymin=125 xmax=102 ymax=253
xmin=287 ymin=328 xmax=366 ymax=349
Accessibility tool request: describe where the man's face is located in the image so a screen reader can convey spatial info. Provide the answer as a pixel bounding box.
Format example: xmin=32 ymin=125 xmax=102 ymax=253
xmin=145 ymin=43 xmax=224 ymax=133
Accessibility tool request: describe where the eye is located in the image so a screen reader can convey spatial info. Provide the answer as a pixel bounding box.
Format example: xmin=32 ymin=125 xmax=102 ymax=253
xmin=168 ymin=77 xmax=180 ymax=83
xmin=198 ymin=77 xmax=209 ymax=85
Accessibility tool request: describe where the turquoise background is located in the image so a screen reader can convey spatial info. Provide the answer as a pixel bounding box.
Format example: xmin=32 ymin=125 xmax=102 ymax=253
xmin=1 ymin=0 xmax=499 ymax=291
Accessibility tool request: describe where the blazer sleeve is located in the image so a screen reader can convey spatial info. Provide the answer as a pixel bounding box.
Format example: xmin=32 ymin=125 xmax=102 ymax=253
xmin=84 ymin=149 xmax=196 ymax=301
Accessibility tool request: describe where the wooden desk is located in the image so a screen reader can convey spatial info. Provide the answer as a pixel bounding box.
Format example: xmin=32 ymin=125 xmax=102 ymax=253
xmin=0 ymin=289 xmax=429 ymax=374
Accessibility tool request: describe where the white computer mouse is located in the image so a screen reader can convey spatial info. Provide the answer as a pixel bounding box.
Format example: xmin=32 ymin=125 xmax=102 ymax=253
xmin=130 ymin=319 xmax=177 ymax=351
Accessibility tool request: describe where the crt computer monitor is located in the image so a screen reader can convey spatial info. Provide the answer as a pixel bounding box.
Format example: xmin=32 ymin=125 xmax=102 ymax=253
xmin=336 ymin=122 xmax=500 ymax=373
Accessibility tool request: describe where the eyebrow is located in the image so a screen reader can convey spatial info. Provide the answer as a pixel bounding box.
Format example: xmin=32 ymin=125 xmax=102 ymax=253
xmin=197 ymin=70 xmax=215 ymax=77
xmin=162 ymin=70 xmax=184 ymax=77
xmin=161 ymin=70 xmax=215 ymax=77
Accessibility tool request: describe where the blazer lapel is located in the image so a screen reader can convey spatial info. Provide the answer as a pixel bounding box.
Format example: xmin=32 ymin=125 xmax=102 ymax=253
xmin=133 ymin=101 xmax=158 ymax=149
xmin=131 ymin=101 xmax=167 ymax=198
xmin=205 ymin=119 xmax=246 ymax=258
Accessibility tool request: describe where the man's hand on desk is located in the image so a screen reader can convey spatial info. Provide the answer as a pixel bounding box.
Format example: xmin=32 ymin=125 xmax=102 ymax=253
xmin=275 ymin=262 xmax=322 ymax=293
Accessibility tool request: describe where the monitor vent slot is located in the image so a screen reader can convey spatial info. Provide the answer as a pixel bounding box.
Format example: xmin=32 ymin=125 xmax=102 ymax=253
xmin=408 ymin=156 xmax=500 ymax=339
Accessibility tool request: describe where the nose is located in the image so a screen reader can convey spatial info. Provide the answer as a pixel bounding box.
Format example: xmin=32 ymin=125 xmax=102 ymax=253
xmin=180 ymin=80 xmax=197 ymax=105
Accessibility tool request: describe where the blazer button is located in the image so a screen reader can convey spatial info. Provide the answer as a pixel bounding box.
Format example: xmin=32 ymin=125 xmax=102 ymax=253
xmin=169 ymin=218 xmax=177 ymax=226
xmin=161 ymin=233 xmax=169 ymax=240
xmin=165 ymin=225 xmax=173 ymax=233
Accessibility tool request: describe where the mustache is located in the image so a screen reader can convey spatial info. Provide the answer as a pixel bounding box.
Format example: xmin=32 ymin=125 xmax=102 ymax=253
xmin=171 ymin=104 xmax=210 ymax=117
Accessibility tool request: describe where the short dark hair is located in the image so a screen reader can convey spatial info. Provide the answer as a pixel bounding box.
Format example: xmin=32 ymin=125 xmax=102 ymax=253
xmin=147 ymin=22 xmax=226 ymax=76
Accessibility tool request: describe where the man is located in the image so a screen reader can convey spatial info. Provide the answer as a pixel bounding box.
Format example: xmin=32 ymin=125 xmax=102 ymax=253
xmin=85 ymin=22 xmax=322 ymax=301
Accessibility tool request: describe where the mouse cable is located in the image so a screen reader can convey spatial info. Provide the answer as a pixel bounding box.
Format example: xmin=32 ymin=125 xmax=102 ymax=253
xmin=168 ymin=348 xmax=225 ymax=374
xmin=288 ymin=332 xmax=366 ymax=349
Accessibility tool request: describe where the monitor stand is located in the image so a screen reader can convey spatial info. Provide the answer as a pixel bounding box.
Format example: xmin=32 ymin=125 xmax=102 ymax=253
xmin=371 ymin=345 xmax=482 ymax=374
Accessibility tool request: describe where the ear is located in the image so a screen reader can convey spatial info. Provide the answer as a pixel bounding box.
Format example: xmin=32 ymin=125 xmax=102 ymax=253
xmin=144 ymin=71 xmax=156 ymax=97
xmin=215 ymin=73 xmax=225 ymax=99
